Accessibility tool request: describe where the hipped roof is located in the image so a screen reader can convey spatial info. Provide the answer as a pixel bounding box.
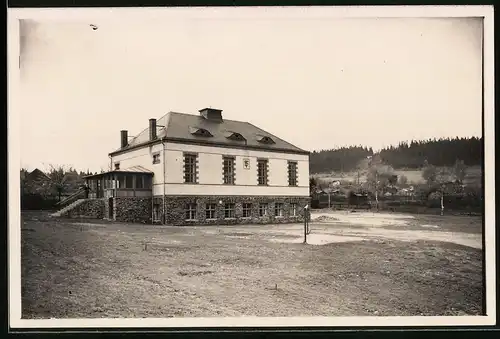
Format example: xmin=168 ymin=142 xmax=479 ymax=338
xmin=110 ymin=111 xmax=308 ymax=156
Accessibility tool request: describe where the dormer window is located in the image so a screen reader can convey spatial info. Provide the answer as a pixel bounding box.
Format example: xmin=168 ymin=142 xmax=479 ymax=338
xmin=189 ymin=127 xmax=213 ymax=137
xmin=256 ymin=135 xmax=275 ymax=144
xmin=224 ymin=131 xmax=246 ymax=142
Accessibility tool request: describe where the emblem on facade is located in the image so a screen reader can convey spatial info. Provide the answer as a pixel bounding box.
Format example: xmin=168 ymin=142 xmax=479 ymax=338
xmin=243 ymin=158 xmax=250 ymax=169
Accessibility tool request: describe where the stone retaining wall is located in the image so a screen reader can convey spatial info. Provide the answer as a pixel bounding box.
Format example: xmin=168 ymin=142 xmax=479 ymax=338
xmin=114 ymin=197 xmax=152 ymax=223
xmin=64 ymin=199 xmax=105 ymax=219
xmin=159 ymin=195 xmax=310 ymax=226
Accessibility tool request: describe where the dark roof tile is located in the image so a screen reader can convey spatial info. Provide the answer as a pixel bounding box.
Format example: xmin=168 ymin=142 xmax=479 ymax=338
xmin=112 ymin=111 xmax=307 ymax=155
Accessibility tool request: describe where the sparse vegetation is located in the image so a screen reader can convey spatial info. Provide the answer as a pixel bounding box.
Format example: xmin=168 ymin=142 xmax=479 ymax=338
xmin=21 ymin=165 xmax=90 ymax=210
xmin=21 ymin=211 xmax=483 ymax=318
xmin=309 ymin=137 xmax=483 ymax=213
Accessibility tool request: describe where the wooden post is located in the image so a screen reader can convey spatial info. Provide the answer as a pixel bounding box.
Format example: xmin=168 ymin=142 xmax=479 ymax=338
xmin=303 ymin=204 xmax=309 ymax=244
xmin=133 ymin=175 xmax=136 ymax=197
xmin=303 ymin=214 xmax=307 ymax=244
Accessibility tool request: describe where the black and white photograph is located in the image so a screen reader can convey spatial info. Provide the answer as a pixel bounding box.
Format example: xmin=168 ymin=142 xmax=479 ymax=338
xmin=7 ymin=5 xmax=495 ymax=329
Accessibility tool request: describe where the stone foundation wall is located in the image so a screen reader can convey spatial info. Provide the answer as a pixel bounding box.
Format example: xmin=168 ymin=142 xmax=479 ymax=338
xmin=114 ymin=197 xmax=152 ymax=224
xmin=158 ymin=195 xmax=310 ymax=226
xmin=65 ymin=199 xmax=105 ymax=219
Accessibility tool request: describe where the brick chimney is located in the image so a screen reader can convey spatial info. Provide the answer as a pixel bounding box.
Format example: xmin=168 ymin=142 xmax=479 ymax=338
xmin=199 ymin=108 xmax=223 ymax=122
xmin=149 ymin=118 xmax=157 ymax=141
xmin=120 ymin=130 xmax=128 ymax=148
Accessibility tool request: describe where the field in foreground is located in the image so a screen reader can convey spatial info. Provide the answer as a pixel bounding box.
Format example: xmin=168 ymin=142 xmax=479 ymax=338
xmin=21 ymin=211 xmax=484 ymax=318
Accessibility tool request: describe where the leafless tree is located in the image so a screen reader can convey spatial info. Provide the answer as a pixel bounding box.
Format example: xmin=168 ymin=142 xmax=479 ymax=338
xmin=47 ymin=164 xmax=70 ymax=202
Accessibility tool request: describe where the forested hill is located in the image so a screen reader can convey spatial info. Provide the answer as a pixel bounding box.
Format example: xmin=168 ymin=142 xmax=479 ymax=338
xmin=310 ymin=146 xmax=374 ymax=174
xmin=310 ymin=137 xmax=483 ymax=174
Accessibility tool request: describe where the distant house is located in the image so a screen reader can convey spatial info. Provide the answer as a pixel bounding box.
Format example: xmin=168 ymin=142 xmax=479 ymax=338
xmin=383 ymin=186 xmax=399 ymax=196
xmin=311 ymin=188 xmax=327 ymax=200
xmin=329 ymin=189 xmax=342 ymax=195
xmin=22 ymin=168 xmax=51 ymax=195
xmin=398 ymin=188 xmax=415 ymax=196
xmin=347 ymin=191 xmax=370 ymax=208
xmin=26 ymin=168 xmax=50 ymax=182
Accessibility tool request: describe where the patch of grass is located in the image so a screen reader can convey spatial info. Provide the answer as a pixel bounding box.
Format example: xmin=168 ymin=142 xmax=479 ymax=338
xmin=21 ymin=212 xmax=484 ymax=318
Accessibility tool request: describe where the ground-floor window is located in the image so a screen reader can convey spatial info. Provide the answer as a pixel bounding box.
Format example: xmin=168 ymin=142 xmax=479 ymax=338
xmin=242 ymin=203 xmax=252 ymax=218
xmin=224 ymin=203 xmax=235 ymax=218
xmin=185 ymin=203 xmax=197 ymax=220
xmin=275 ymin=203 xmax=284 ymax=217
xmin=291 ymin=203 xmax=297 ymax=216
xmin=153 ymin=204 xmax=161 ymax=222
xmin=259 ymin=203 xmax=268 ymax=217
xmin=206 ymin=203 xmax=216 ymax=220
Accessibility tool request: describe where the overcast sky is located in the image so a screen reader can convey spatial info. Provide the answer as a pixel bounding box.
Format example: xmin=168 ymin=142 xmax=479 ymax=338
xmin=18 ymin=11 xmax=483 ymax=172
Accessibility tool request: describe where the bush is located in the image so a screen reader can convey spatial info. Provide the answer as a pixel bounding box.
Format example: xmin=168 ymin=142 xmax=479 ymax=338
xmin=21 ymin=194 xmax=59 ymax=210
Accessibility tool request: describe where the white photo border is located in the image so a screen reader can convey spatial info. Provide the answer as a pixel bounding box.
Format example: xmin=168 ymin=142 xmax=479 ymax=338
xmin=7 ymin=5 xmax=496 ymax=329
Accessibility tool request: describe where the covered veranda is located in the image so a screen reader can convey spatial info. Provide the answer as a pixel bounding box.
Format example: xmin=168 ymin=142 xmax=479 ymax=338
xmin=82 ymin=165 xmax=154 ymax=199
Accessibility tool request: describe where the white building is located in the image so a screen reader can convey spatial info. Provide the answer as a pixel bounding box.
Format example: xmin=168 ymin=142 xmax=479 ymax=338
xmin=80 ymin=108 xmax=310 ymax=225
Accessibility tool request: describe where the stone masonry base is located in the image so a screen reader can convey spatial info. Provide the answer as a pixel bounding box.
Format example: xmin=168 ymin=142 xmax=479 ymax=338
xmin=156 ymin=195 xmax=311 ymax=226
xmin=72 ymin=195 xmax=310 ymax=226
xmin=103 ymin=197 xmax=152 ymax=224
xmin=62 ymin=199 xmax=104 ymax=219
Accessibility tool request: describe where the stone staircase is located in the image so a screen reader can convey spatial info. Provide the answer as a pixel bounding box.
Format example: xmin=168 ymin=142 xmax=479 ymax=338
xmin=51 ymin=199 xmax=86 ymax=218
xmin=55 ymin=188 xmax=86 ymax=208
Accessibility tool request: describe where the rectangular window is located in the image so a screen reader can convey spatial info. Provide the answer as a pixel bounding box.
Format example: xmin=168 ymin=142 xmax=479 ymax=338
xmin=258 ymin=203 xmax=268 ymax=217
xmin=136 ymin=176 xmax=144 ymax=189
xmin=184 ymin=153 xmax=198 ymax=183
xmin=118 ymin=175 xmax=125 ymax=189
xmin=288 ymin=161 xmax=298 ymax=186
xmin=185 ymin=203 xmax=197 ymax=220
xmin=144 ymin=176 xmax=152 ymax=189
xmin=152 ymin=153 xmax=161 ymax=165
xmin=125 ymin=175 xmax=134 ymax=188
xmin=223 ymin=156 xmax=235 ymax=185
xmin=291 ymin=203 xmax=297 ymax=216
xmin=224 ymin=203 xmax=235 ymax=218
xmin=242 ymin=203 xmax=252 ymax=218
xmin=275 ymin=203 xmax=284 ymax=217
xmin=257 ymin=159 xmax=268 ymax=185
xmin=206 ymin=203 xmax=216 ymax=220
xmin=114 ymin=162 xmax=120 ymax=170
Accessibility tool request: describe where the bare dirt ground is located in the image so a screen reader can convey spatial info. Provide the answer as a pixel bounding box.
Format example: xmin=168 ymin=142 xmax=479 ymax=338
xmin=20 ymin=210 xmax=484 ymax=319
